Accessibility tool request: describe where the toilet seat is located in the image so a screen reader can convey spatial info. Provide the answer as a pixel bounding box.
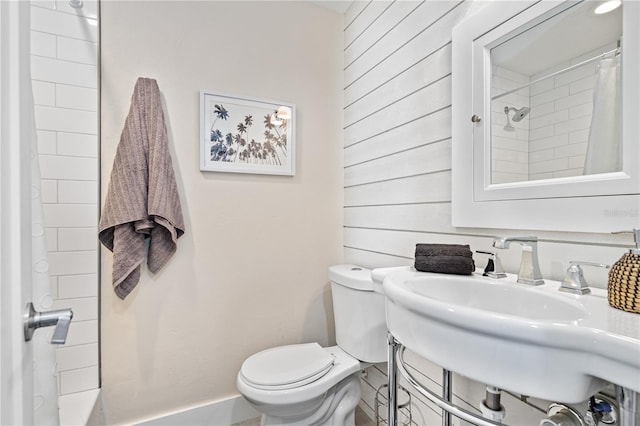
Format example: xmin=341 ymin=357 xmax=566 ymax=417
xmin=240 ymin=343 xmax=335 ymax=390
xmin=237 ymin=345 xmax=361 ymax=407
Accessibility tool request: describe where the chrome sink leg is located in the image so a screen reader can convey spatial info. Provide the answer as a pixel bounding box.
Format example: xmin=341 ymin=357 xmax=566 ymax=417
xmin=616 ymin=386 xmax=640 ymax=426
xmin=388 ymin=333 xmax=400 ymax=426
xmin=443 ymin=370 xmax=452 ymax=426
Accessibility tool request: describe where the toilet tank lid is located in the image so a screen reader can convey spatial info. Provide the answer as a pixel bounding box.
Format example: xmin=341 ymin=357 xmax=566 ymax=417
xmin=328 ymin=264 xmax=373 ymax=291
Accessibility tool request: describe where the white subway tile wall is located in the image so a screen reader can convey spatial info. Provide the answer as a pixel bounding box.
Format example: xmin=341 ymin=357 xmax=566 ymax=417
xmin=60 ymin=366 xmax=100 ymax=395
xmin=31 ymin=0 xmax=99 ymax=396
xmin=37 ymin=130 xmax=58 ymax=154
xmin=528 ymin=43 xmax=615 ymax=180
xmin=491 ymin=66 xmax=530 ymax=184
xmin=490 ymin=41 xmax=615 ymax=182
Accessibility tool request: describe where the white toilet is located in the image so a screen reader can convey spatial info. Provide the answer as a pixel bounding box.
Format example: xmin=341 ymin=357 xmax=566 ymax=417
xmin=236 ymin=264 xmax=387 ymax=426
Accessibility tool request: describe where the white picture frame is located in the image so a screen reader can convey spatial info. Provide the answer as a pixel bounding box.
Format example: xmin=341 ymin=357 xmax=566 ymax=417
xmin=200 ymin=90 xmax=296 ymax=176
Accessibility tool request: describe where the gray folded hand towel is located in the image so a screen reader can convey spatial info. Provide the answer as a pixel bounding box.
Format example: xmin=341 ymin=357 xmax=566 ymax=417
xmin=414 ymin=255 xmax=475 ymax=275
xmin=415 ymin=243 xmax=472 ymax=258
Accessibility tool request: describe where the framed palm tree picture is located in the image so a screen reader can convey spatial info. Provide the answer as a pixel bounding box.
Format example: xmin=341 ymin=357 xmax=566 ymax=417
xmin=200 ymin=90 xmax=296 ymax=176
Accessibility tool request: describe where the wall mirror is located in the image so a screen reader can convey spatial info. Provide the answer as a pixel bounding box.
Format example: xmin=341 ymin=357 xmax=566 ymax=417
xmin=452 ymin=0 xmax=639 ymax=232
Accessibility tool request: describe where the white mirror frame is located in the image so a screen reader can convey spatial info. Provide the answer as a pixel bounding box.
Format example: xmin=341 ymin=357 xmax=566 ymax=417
xmin=452 ymin=0 xmax=640 ymax=233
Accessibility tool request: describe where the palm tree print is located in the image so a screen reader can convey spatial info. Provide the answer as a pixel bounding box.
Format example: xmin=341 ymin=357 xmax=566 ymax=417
xmin=210 ymin=104 xmax=229 ymax=141
xmin=209 ymin=106 xmax=288 ymax=166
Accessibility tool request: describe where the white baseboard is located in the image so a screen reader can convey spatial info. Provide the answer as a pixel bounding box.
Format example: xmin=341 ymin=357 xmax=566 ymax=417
xmin=134 ymin=395 xmax=260 ymax=426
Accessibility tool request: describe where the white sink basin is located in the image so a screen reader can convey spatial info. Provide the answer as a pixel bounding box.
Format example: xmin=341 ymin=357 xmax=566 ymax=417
xmin=381 ymin=268 xmax=640 ymax=403
xmin=405 ymin=274 xmax=587 ymax=322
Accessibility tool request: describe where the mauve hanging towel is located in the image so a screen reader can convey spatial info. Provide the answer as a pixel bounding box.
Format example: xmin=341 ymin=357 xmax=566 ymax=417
xmin=99 ymin=77 xmax=185 ymax=300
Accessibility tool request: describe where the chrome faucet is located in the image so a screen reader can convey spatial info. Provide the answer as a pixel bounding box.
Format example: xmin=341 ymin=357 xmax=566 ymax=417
xmin=492 ymin=236 xmax=544 ymax=285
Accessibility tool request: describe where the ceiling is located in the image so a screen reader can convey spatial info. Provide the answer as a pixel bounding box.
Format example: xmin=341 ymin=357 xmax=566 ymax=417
xmin=491 ymin=1 xmax=622 ymax=76
xmin=309 ymin=0 xmax=353 ymax=14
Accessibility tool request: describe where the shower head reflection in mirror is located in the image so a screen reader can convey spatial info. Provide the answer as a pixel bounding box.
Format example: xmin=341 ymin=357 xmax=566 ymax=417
xmin=503 ymin=107 xmax=515 ymax=131
xmin=509 ymin=106 xmax=530 ymax=122
xmin=503 ymin=106 xmax=530 ymax=131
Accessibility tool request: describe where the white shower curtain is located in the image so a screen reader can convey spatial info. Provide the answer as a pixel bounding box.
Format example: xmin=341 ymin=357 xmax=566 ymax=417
xmin=26 ymin=12 xmax=61 ymax=426
xmin=583 ymin=56 xmax=621 ymax=174
xmin=31 ymin=112 xmax=61 ymax=426
xmin=1 ymin=2 xmax=59 ymax=423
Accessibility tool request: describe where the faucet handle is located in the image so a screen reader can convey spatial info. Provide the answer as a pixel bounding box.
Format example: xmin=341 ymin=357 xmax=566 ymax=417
xmin=560 ymin=261 xmax=610 ymax=295
xmin=569 ymin=261 xmax=610 ymax=269
xmin=476 ymin=251 xmax=507 ymax=278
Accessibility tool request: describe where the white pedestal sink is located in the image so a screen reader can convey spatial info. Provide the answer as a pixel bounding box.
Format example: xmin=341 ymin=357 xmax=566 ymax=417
xmin=380 ymin=268 xmax=640 ymax=404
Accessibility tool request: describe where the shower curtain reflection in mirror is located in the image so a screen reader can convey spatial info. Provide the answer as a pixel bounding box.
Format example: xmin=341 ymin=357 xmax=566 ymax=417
xmin=584 ymin=55 xmax=622 ymax=174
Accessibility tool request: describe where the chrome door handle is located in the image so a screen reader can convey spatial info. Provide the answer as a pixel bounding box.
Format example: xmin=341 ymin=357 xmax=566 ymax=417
xmin=24 ymin=302 xmax=73 ymax=344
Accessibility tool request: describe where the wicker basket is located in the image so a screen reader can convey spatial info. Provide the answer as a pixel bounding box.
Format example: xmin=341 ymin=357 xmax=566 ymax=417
xmin=608 ymin=252 xmax=640 ymax=314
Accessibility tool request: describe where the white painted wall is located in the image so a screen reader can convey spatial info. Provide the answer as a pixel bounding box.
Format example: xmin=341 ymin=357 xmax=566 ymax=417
xmin=30 ymin=0 xmax=100 ymax=397
xmin=100 ymin=1 xmax=343 ymax=424
xmin=343 ymin=1 xmax=633 ymax=424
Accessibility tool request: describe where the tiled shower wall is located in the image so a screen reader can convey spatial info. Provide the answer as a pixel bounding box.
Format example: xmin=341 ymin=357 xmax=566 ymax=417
xmin=31 ymin=0 xmax=99 ymax=396
xmin=342 ymin=1 xmax=629 ymax=424
xmin=490 ymin=66 xmax=529 ymax=184
xmin=491 ymin=42 xmax=616 ymax=182
xmin=528 ymin=43 xmax=616 ymax=180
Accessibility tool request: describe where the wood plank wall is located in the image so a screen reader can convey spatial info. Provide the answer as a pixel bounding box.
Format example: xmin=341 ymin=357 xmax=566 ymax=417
xmin=342 ymin=1 xmax=633 ymax=423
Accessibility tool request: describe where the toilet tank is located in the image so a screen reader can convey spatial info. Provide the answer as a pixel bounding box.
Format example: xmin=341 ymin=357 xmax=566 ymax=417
xmin=328 ymin=264 xmax=387 ymax=363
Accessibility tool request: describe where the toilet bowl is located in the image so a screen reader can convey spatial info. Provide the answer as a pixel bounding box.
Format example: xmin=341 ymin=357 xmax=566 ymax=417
xmin=237 ymin=344 xmax=362 ymax=425
xmin=236 ymin=265 xmax=387 ymax=426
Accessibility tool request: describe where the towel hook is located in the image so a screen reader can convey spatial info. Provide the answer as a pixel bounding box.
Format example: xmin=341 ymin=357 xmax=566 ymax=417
xmin=68 ymin=0 xmax=83 ymax=8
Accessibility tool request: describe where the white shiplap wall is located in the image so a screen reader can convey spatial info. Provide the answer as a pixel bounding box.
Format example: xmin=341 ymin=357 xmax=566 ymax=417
xmin=342 ymin=1 xmax=633 ymax=424
xmin=31 ymin=0 xmax=99 ymax=396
